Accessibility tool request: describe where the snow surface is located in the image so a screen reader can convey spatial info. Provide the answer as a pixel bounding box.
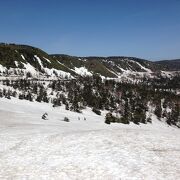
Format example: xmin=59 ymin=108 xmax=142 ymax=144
xmin=57 ymin=60 xmax=64 ymax=66
xmin=74 ymin=67 xmax=92 ymax=76
xmin=44 ymin=68 xmax=73 ymax=79
xmin=21 ymin=55 xmax=26 ymax=60
xmin=105 ymin=67 xmax=118 ymax=76
xmin=14 ymin=61 xmax=19 ymax=67
xmin=22 ymin=62 xmax=38 ymax=75
xmin=134 ymin=61 xmax=152 ymax=73
xmin=43 ymin=57 xmax=51 ymax=64
xmin=0 ymin=64 xmax=6 ymax=72
xmin=0 ymin=98 xmax=180 ymax=179
xmin=161 ymin=71 xmax=174 ymax=78
xmin=34 ymin=55 xmax=43 ymax=68
xmin=126 ymin=59 xmax=152 ymax=73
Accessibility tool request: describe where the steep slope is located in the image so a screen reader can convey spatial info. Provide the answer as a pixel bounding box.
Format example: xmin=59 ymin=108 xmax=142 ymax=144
xmin=0 ymin=43 xmax=75 ymax=79
xmin=52 ymin=54 xmax=117 ymax=78
xmin=85 ymin=56 xmax=164 ymax=72
xmin=52 ymin=55 xmax=176 ymax=81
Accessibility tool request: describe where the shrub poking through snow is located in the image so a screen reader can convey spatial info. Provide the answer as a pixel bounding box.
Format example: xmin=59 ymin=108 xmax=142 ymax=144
xmin=119 ymin=117 xmax=130 ymax=124
xmin=105 ymin=112 xmax=130 ymax=124
xmin=63 ymin=117 xmax=70 ymax=122
xmin=92 ymin=108 xmax=101 ymax=115
xmin=147 ymin=117 xmax=152 ymax=123
xmin=105 ymin=113 xmax=112 ymax=124
xmin=42 ymin=113 xmax=48 ymax=120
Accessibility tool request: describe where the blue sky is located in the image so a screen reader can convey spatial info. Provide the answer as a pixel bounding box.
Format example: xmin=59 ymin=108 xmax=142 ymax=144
xmin=0 ymin=0 xmax=180 ymax=60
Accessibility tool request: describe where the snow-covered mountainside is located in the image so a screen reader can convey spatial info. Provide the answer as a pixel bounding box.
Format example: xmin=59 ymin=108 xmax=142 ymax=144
xmin=0 ymin=44 xmax=75 ymax=80
xmin=0 ymin=42 xmax=180 ymax=127
xmin=0 ymin=97 xmax=180 ymax=180
xmin=1 ymin=43 xmax=180 ymax=81
xmin=0 ymin=43 xmax=180 ymax=179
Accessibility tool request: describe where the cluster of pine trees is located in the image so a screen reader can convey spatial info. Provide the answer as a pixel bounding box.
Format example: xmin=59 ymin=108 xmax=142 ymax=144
xmin=0 ymin=74 xmax=180 ymax=127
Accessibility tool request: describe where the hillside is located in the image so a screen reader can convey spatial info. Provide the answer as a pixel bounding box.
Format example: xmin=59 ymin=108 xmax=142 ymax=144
xmin=1 ymin=43 xmax=180 ymax=81
xmin=0 ymin=43 xmax=75 ymax=79
xmin=157 ymin=59 xmax=180 ymax=71
xmin=0 ymin=43 xmax=180 ymax=127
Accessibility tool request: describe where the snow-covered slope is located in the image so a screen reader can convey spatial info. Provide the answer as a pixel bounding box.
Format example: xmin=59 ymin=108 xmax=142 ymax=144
xmin=0 ymin=44 xmax=75 ymax=80
xmin=0 ymin=98 xmax=180 ymax=179
xmin=1 ymin=43 xmax=180 ymax=81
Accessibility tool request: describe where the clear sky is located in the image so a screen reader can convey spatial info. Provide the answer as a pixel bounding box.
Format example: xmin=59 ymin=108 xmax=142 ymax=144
xmin=0 ymin=0 xmax=180 ymax=60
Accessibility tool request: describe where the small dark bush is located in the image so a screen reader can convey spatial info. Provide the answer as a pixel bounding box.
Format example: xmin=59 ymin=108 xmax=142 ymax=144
xmin=63 ymin=117 xmax=70 ymax=122
xmin=119 ymin=117 xmax=130 ymax=124
xmin=92 ymin=108 xmax=101 ymax=115
xmin=42 ymin=113 xmax=48 ymax=120
xmin=105 ymin=119 xmax=111 ymax=124
xmin=147 ymin=117 xmax=152 ymax=123
xmin=105 ymin=113 xmax=130 ymax=124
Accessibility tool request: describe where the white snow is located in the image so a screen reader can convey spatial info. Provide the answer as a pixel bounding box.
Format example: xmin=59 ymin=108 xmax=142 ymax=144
xmin=43 ymin=57 xmax=51 ymax=64
xmin=161 ymin=71 xmax=174 ymax=78
xmin=14 ymin=61 xmax=19 ymax=67
xmin=74 ymin=67 xmax=92 ymax=76
xmin=0 ymin=97 xmax=180 ymax=179
xmin=57 ymin=60 xmax=64 ymax=66
xmin=117 ymin=66 xmax=126 ymax=72
xmin=105 ymin=67 xmax=118 ymax=76
xmin=34 ymin=55 xmax=43 ymax=68
xmin=21 ymin=62 xmax=38 ymax=75
xmin=21 ymin=55 xmax=26 ymax=60
xmin=78 ymin=58 xmax=87 ymax=62
xmin=0 ymin=64 xmax=7 ymax=72
xmin=126 ymin=59 xmax=152 ymax=73
xmin=44 ymin=68 xmax=73 ymax=79
xmin=134 ymin=61 xmax=152 ymax=72
xmin=57 ymin=60 xmax=71 ymax=70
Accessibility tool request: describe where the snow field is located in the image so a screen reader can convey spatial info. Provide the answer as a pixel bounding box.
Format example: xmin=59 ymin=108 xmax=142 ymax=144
xmin=0 ymin=98 xmax=180 ymax=180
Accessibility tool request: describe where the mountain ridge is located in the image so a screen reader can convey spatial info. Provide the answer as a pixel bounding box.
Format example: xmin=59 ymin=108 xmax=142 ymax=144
xmin=0 ymin=43 xmax=180 ymax=80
